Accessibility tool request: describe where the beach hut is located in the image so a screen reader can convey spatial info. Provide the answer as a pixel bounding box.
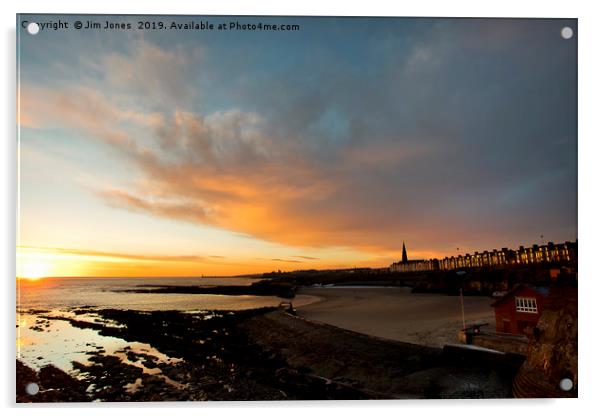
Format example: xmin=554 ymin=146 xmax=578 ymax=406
xmin=491 ymin=284 xmax=550 ymax=336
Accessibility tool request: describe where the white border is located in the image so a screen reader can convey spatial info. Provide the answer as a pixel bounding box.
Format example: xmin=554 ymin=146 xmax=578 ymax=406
xmin=3 ymin=1 xmax=601 ymax=415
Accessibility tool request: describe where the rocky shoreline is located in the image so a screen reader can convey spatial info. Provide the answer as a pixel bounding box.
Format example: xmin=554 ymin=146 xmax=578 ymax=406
xmin=19 ymin=307 xmax=296 ymax=402
xmin=17 ymin=306 xmax=523 ymax=402
xmin=113 ymin=279 xmax=297 ymax=298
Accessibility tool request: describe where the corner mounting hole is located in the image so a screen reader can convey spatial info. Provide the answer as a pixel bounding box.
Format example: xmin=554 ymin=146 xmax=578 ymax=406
xmin=27 ymin=22 xmax=40 ymax=35
xmin=561 ymin=27 xmax=573 ymax=40
xmin=25 ymin=382 xmax=39 ymax=395
xmin=559 ymin=378 xmax=573 ymax=391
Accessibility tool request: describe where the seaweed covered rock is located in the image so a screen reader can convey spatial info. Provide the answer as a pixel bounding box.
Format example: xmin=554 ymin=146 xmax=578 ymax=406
xmin=17 ymin=361 xmax=88 ymax=402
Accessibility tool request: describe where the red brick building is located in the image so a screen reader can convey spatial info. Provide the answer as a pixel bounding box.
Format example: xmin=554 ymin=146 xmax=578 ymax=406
xmin=491 ymin=285 xmax=550 ymax=335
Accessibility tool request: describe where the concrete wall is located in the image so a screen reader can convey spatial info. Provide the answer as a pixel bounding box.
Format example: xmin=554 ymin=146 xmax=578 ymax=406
xmin=470 ymin=332 xmax=529 ymax=355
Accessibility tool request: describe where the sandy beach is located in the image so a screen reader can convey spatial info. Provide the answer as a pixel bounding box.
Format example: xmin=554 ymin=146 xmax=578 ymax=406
xmin=296 ymin=286 xmax=495 ymax=347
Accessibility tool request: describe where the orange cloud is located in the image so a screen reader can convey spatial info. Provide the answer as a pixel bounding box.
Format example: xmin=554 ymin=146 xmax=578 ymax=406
xmin=18 ymin=246 xmax=209 ymax=263
xmin=20 ymin=80 xmax=442 ymax=255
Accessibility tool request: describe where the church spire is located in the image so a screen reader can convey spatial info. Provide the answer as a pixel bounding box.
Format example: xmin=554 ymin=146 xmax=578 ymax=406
xmin=402 ymin=241 xmax=408 ymax=263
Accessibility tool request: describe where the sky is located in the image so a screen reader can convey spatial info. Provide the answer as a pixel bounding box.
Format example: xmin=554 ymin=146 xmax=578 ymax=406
xmin=16 ymin=15 xmax=577 ymax=278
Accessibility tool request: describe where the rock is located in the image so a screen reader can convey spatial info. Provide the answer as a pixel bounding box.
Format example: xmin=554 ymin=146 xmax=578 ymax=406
xmin=513 ymin=286 xmax=577 ymax=398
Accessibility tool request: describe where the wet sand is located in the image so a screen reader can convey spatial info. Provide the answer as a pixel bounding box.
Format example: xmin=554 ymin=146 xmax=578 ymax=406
xmin=296 ymin=286 xmax=495 ymax=347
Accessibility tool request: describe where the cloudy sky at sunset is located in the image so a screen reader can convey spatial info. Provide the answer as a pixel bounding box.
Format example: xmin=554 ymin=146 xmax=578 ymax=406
xmin=17 ymin=16 xmax=577 ymax=277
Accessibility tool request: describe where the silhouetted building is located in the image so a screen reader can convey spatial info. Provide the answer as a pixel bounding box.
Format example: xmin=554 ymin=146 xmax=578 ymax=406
xmin=389 ymin=243 xmax=440 ymax=272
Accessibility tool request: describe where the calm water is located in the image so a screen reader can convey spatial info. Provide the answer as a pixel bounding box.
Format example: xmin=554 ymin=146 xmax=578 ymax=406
xmin=17 ymin=276 xmax=317 ymax=311
xmin=16 ymin=277 xmax=320 ymax=379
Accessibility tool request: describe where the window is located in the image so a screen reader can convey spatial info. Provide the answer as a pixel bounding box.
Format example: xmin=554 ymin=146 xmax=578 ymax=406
xmin=515 ymin=297 xmax=538 ymax=313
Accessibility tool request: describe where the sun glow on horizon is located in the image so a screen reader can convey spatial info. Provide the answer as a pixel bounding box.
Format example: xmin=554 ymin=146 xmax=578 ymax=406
xmin=17 ymin=259 xmax=52 ymax=280
xmin=17 ymin=247 xmax=83 ymax=279
xmin=14 ymin=245 xmax=399 ymax=278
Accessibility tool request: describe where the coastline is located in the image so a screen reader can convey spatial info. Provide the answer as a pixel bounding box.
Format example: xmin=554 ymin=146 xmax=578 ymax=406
xmin=17 ymin=305 xmax=518 ymax=402
xmin=17 ymin=283 xmax=577 ymax=401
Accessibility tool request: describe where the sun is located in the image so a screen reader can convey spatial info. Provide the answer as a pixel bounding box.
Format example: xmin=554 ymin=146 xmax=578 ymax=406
xmin=18 ymin=260 xmax=52 ymax=280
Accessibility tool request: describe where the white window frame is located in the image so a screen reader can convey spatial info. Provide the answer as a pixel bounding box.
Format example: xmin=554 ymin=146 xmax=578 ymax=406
xmin=515 ymin=296 xmax=538 ymax=313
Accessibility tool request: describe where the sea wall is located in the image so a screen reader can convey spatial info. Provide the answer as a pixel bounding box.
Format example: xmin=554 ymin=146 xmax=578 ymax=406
xmin=470 ymin=332 xmax=529 ymax=355
xmin=239 ymin=310 xmax=520 ymax=399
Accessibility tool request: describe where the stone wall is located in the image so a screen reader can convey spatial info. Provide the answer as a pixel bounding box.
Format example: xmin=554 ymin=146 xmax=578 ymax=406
xmin=512 ymin=286 xmax=578 ymax=398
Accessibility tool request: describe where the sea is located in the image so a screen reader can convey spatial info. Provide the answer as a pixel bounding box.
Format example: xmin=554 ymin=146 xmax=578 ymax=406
xmin=16 ymin=276 xmax=318 ymax=311
xmin=16 ymin=277 xmax=320 ymax=376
